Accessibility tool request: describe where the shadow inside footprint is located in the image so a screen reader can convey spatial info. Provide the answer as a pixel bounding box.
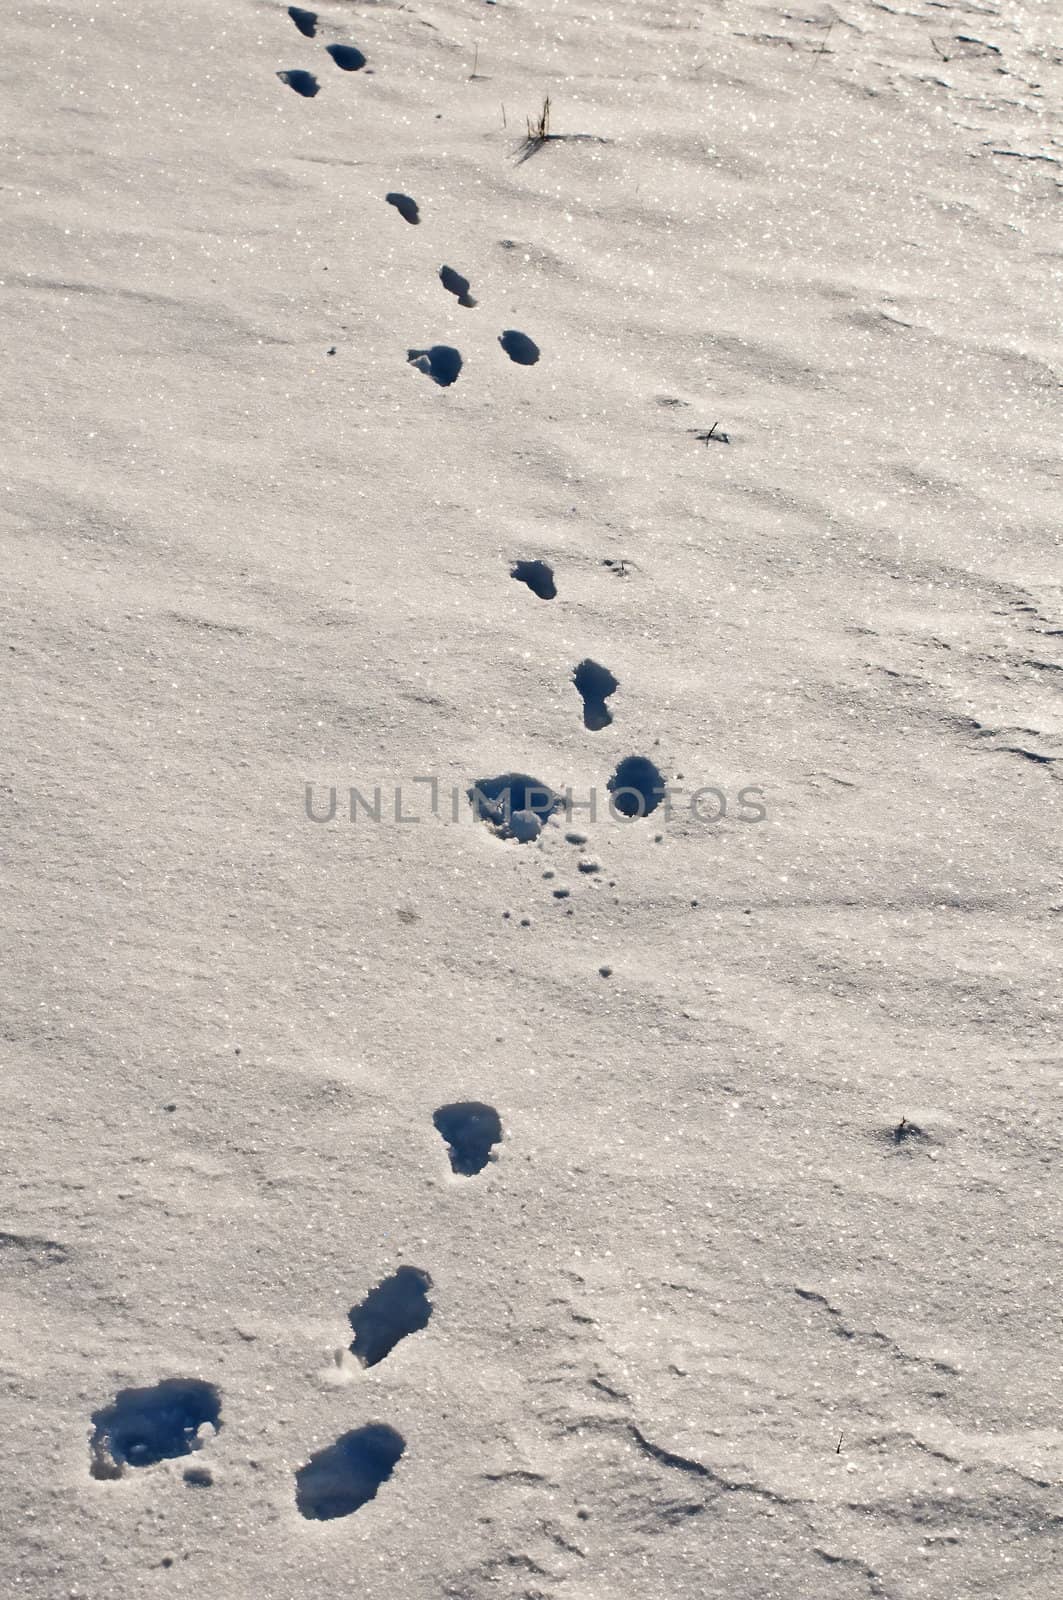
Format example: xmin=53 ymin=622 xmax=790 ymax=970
xmin=499 ymin=329 xmax=540 ymax=366
xmin=386 ymin=192 xmax=420 ymax=225
xmin=511 ymin=559 xmax=556 ymax=600
xmin=608 ymin=755 xmax=665 ymax=818
xmin=439 ymin=265 xmax=476 ymax=307
xmin=295 ymin=1425 xmax=405 ymax=1521
xmin=90 ymin=1379 xmax=221 ymax=1480
xmin=469 ymin=772 xmax=562 ymax=842
xmin=573 ymin=659 xmax=618 ymax=730
xmin=326 ymin=43 xmax=367 ymax=71
xmin=407 ymin=346 xmax=462 ymax=387
xmin=288 ymin=6 xmax=317 ymax=37
xmin=434 ymin=1102 xmax=502 ymax=1176
xmin=349 ymin=1266 xmax=433 ymax=1368
xmin=277 ymin=69 xmax=320 ymax=98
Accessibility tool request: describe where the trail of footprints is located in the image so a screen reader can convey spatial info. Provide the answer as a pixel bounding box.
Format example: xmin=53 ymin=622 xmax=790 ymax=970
xmin=277 ymin=9 xmax=366 ymax=98
xmin=274 ymin=7 xmax=541 ymax=385
xmin=85 ymin=0 xmax=716 ymax=1536
xmin=88 ymin=1106 xmax=503 ymax=1519
xmin=272 ymin=4 xmax=665 ymax=842
xmin=275 ymin=0 xmax=676 ymax=901
xmin=82 ymin=1104 xmax=948 ymax=1526
xmin=476 ymin=554 xmax=666 ymax=885
xmin=272 ymin=9 xmax=681 ymax=851
xmin=78 ymin=7 xmax=1002 ymax=1553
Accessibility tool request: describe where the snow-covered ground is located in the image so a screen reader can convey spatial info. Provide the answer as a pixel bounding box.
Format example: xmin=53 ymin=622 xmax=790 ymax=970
xmin=2 ymin=2 xmax=1060 ymax=1595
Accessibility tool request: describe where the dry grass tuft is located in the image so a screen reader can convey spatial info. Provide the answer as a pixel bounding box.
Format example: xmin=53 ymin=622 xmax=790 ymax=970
xmin=516 ymin=96 xmax=612 ymax=164
xmin=526 ymin=95 xmax=551 ymax=144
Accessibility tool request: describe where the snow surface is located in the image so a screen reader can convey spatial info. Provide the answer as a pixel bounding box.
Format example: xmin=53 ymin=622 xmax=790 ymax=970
xmin=1 ymin=1 xmax=1061 ymax=1596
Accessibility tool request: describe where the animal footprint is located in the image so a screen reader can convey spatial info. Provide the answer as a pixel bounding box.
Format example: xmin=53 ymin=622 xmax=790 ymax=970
xmin=349 ymin=1266 xmax=433 ymax=1368
xmin=499 ymin=329 xmax=540 ymax=366
xmin=608 ymin=755 xmax=665 ymax=818
xmin=89 ymin=1379 xmax=221 ymax=1480
xmin=326 ymin=43 xmax=367 ymax=71
xmin=573 ymin=659 xmax=618 ymax=731
xmin=288 ymin=6 xmax=317 ymax=37
xmin=434 ymin=1102 xmax=502 ymax=1176
xmin=407 ymin=346 xmax=462 ymax=387
xmin=386 ymin=192 xmax=420 ymax=225
xmin=511 ymin=559 xmax=556 ymax=599
xmin=295 ymin=1425 xmax=405 ymax=1520
xmin=440 ymin=265 xmax=477 ymax=307
xmin=277 ymin=69 xmax=320 ymax=98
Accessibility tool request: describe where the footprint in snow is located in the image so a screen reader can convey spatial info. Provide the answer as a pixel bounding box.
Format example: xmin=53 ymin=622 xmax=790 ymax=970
xmin=89 ymin=1379 xmax=221 ymax=1480
xmin=288 ymin=6 xmax=317 ymax=37
xmin=511 ymin=559 xmax=556 ymax=599
xmin=386 ymin=192 xmax=420 ymax=225
xmin=407 ymin=346 xmax=462 ymax=387
xmin=277 ymin=69 xmax=320 ymax=97
xmin=608 ymin=755 xmax=666 ymax=818
xmin=434 ymin=1102 xmax=503 ymax=1175
xmin=349 ymin=1266 xmax=433 ymax=1368
xmin=499 ymin=329 xmax=540 ymax=365
xmin=573 ymin=659 xmax=618 ymax=731
xmin=326 ymin=44 xmax=367 ymax=71
xmin=440 ymin=265 xmax=477 ymax=307
xmin=295 ymin=1425 xmax=405 ymax=1520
